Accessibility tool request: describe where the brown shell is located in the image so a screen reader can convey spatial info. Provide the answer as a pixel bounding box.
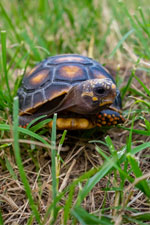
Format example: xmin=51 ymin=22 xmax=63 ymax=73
xmin=18 ymin=54 xmax=116 ymax=115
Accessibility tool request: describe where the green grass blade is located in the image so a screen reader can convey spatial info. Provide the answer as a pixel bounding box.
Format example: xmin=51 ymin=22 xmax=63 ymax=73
xmin=51 ymin=113 xmax=57 ymax=198
xmin=119 ymin=126 xmax=150 ymax=136
xmin=110 ymin=28 xmax=134 ymax=58
xmin=121 ymin=70 xmax=134 ymax=100
xmin=12 ymin=96 xmax=41 ymax=224
xmin=105 ymin=135 xmax=117 ymax=157
xmin=144 ymin=118 xmax=150 ymax=131
xmin=1 ymin=30 xmax=12 ymax=103
xmin=123 ymin=215 xmax=148 ymax=225
xmin=129 ymin=87 xmax=150 ymax=99
xmin=26 ymin=115 xmax=48 ymax=129
xmin=0 ymin=209 xmax=4 ymax=225
xmin=0 ymin=3 xmax=21 ymax=42
xmin=133 ymin=74 xmax=150 ymax=96
xmin=5 ymin=157 xmax=18 ymax=180
xmin=26 ymin=215 xmax=34 ymax=225
xmin=127 ymin=154 xmax=150 ymax=198
xmin=21 ymin=31 xmax=42 ymax=61
xmin=63 ymin=168 xmax=98 ymax=224
xmin=50 ymin=113 xmax=58 ymax=223
xmin=72 ymin=206 xmax=113 ymax=225
xmin=130 ymin=212 xmax=150 ymax=222
xmin=76 ymin=157 xmax=117 ymax=206
xmin=59 ymin=130 xmax=67 ymax=147
xmin=0 ymin=124 xmax=51 ymax=147
xmin=131 ymin=142 xmax=150 ymax=155
xmin=30 ymin=118 xmax=52 ymax=132
xmin=138 ymin=7 xmax=150 ymax=37
xmin=126 ymin=116 xmax=135 ymax=153
xmin=64 ymin=185 xmax=75 ymax=225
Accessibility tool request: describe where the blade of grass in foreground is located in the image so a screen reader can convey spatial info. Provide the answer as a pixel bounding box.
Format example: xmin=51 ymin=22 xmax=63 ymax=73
xmin=127 ymin=154 xmax=150 ymax=198
xmin=75 ymin=155 xmax=117 ymax=206
xmin=12 ymin=97 xmax=41 ymax=225
xmin=50 ymin=113 xmax=58 ymax=223
xmin=51 ymin=113 xmax=57 ymax=198
xmin=119 ymin=126 xmax=150 ymax=136
xmin=72 ymin=206 xmax=113 ymax=225
xmin=0 ymin=124 xmax=51 ymax=147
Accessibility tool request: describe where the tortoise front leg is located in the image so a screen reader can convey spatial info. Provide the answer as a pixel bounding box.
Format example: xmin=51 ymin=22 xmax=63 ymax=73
xmin=97 ymin=109 xmax=125 ymax=127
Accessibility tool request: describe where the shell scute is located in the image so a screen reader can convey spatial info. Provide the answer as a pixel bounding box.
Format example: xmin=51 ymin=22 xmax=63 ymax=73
xmin=23 ymin=94 xmax=32 ymax=112
xmin=24 ymin=69 xmax=51 ymax=91
xmin=44 ymin=83 xmax=70 ymax=102
xmin=45 ymin=54 xmax=92 ymax=65
xmin=18 ymin=54 xmax=118 ymax=115
xmin=54 ymin=64 xmax=88 ymax=83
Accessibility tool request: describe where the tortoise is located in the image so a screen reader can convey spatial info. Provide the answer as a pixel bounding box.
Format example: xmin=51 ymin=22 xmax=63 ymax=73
xmin=18 ymin=54 xmax=125 ymax=130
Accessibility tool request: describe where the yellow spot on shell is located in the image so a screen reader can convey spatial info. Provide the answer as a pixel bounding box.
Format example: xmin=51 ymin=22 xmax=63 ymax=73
xmin=26 ymin=64 xmax=41 ymax=77
xmin=30 ymin=70 xmax=49 ymax=85
xmin=61 ymin=65 xmax=83 ymax=78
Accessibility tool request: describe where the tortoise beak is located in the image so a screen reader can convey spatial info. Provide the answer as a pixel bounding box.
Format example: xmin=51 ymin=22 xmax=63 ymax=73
xmin=99 ymin=100 xmax=113 ymax=108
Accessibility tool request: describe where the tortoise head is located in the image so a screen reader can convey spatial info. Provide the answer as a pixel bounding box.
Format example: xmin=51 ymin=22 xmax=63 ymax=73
xmin=58 ymin=78 xmax=117 ymax=115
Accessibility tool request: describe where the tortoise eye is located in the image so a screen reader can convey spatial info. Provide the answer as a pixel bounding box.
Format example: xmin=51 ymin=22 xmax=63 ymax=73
xmin=94 ymin=87 xmax=105 ymax=95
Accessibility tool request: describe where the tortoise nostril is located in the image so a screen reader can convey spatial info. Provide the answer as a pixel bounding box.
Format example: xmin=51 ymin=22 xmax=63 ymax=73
xmin=94 ymin=87 xmax=105 ymax=95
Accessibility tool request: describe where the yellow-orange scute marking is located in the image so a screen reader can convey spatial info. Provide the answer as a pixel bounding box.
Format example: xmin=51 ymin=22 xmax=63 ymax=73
xmin=94 ymin=73 xmax=106 ymax=79
xmin=25 ymin=64 xmax=41 ymax=77
xmin=30 ymin=70 xmax=49 ymax=85
xmin=91 ymin=68 xmax=107 ymax=79
xmin=60 ymin=66 xmax=83 ymax=78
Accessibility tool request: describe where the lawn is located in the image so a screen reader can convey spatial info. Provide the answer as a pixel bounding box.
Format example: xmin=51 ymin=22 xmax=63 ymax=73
xmin=1 ymin=0 xmax=150 ymax=224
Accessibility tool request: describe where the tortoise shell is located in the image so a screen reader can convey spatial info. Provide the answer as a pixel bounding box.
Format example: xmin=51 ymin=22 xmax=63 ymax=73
xmin=18 ymin=54 xmax=117 ymax=115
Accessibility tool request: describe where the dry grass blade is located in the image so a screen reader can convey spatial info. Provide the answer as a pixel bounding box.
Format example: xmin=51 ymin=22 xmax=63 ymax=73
xmin=0 ymin=194 xmax=19 ymax=210
xmin=59 ymin=159 xmax=76 ymax=192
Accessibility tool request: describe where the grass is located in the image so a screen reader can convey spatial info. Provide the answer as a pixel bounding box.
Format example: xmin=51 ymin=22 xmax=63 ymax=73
xmin=1 ymin=0 xmax=150 ymax=224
